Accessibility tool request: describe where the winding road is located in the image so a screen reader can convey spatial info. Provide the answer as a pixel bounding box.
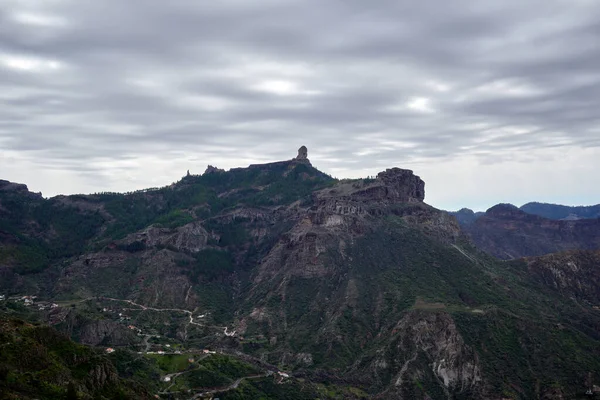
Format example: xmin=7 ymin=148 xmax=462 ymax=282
xmin=188 ymin=371 xmax=273 ymax=399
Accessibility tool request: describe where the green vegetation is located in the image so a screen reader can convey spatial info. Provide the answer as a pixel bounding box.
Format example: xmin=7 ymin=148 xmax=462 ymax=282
xmin=217 ymin=378 xmax=369 ymax=400
xmin=147 ymin=353 xmax=261 ymax=392
xmin=453 ymin=311 xmax=600 ymax=398
xmin=146 ymin=353 xmax=192 ymax=373
xmin=0 ymin=191 xmax=106 ymax=274
xmin=1 ymin=160 xmax=334 ymax=278
xmin=153 ymin=209 xmax=195 ymax=229
xmin=185 ymin=354 xmax=260 ymax=388
xmin=178 ymin=248 xmax=235 ymax=282
xmin=520 ymin=202 xmax=600 ymax=220
xmin=3 ymin=160 xmax=600 ymax=399
xmin=0 ymin=317 xmax=152 ymax=399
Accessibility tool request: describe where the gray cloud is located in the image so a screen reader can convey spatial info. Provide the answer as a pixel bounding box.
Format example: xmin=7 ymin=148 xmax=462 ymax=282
xmin=1 ymin=0 xmax=600 ymax=209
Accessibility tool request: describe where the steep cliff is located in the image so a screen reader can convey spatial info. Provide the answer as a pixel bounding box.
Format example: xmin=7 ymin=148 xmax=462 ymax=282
xmin=463 ymin=204 xmax=600 ymax=259
xmin=2 ymin=151 xmax=600 ymax=399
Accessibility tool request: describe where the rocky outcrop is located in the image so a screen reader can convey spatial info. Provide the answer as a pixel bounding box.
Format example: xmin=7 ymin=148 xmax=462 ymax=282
xmin=79 ymin=320 xmax=137 ymax=346
xmin=85 ymin=361 xmax=119 ymax=390
xmin=295 ymin=145 xmax=308 ymax=161
xmin=204 ymin=165 xmax=225 ymax=174
xmin=61 ymin=312 xmax=140 ymax=347
xmin=0 ymin=180 xmax=42 ymax=198
xmin=310 ymin=168 xmax=425 ymax=223
xmin=524 ymin=249 xmax=600 ymax=305
xmin=370 ymin=312 xmax=482 ymax=399
xmin=122 ymin=221 xmax=209 ymax=253
xmin=375 ymin=168 xmax=425 ymax=202
xmin=314 ymin=168 xmax=424 ymax=208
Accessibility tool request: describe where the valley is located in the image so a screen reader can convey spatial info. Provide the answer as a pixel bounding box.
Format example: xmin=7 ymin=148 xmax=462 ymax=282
xmin=2 ymin=149 xmax=600 ymax=399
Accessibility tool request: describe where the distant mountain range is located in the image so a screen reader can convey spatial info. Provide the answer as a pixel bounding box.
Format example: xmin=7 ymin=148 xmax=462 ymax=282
xmin=521 ymin=202 xmax=600 ymax=220
xmin=2 ymin=148 xmax=600 ymax=399
xmin=449 ymin=202 xmax=600 ymax=260
xmin=451 ymin=201 xmax=600 ymax=225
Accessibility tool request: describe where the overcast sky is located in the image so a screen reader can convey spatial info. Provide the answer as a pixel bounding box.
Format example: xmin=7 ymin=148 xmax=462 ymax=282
xmin=1 ymin=0 xmax=599 ymax=211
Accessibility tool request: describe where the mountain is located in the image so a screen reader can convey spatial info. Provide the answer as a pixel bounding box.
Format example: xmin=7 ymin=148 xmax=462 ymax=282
xmin=521 ymin=249 xmax=600 ymax=306
xmin=449 ymin=202 xmax=600 ymax=228
xmin=448 ymin=208 xmax=485 ymax=225
xmin=461 ymin=203 xmax=600 ymax=260
xmin=2 ymin=148 xmax=600 ymax=399
xmin=520 ymin=202 xmax=600 ymax=220
xmin=0 ymin=316 xmax=154 ymax=399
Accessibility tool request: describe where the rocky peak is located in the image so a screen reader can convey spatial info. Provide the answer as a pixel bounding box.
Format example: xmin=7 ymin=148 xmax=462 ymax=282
xmin=449 ymin=208 xmax=484 ymax=226
xmin=375 ymin=168 xmax=425 ymax=202
xmin=204 ymin=165 xmax=225 ymax=175
xmin=295 ymin=145 xmax=308 ymax=161
xmin=485 ymin=203 xmax=523 ymax=218
xmin=292 ymin=145 xmax=311 ymax=165
xmin=314 ymin=167 xmax=425 ymax=208
xmin=0 ymin=179 xmax=42 ymax=198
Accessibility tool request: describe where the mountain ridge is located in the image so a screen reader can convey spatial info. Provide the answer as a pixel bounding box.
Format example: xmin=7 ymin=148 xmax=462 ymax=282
xmin=2 ymin=148 xmax=600 ymax=399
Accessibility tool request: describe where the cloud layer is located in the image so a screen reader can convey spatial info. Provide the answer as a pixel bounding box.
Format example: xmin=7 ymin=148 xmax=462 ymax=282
xmin=1 ymin=0 xmax=599 ymax=210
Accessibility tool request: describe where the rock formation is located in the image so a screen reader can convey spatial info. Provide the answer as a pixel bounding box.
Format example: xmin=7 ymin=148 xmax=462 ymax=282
xmin=375 ymin=167 xmax=425 ymax=202
xmin=295 ymin=145 xmax=308 ymax=161
xmin=524 ymin=249 xmax=600 ymax=304
xmin=0 ymin=179 xmax=42 ymax=198
xmin=204 ymin=165 xmax=225 ymax=174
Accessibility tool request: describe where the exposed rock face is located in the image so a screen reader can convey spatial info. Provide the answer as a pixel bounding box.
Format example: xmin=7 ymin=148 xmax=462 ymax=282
xmin=122 ymin=221 xmax=209 ymax=253
xmin=0 ymin=179 xmax=42 ymax=198
xmin=0 ymin=180 xmax=30 ymax=194
xmin=6 ymin=151 xmax=600 ymax=398
xmin=372 ymin=312 xmax=482 ymax=399
xmin=78 ymin=319 xmax=138 ymax=347
xmin=463 ymin=204 xmax=600 ymax=259
xmin=524 ymin=249 xmax=600 ymax=304
xmin=204 ymin=165 xmax=225 ymax=174
xmin=376 ymin=168 xmax=425 ymax=202
xmin=254 ymin=167 xmax=435 ymax=284
xmin=60 ymin=312 xmax=140 ymax=347
xmin=295 ymin=145 xmax=308 ymax=160
xmin=308 ymin=168 xmax=426 ymax=230
xmin=85 ymin=362 xmax=119 ymax=390
xmin=315 ymin=168 xmax=424 ymax=205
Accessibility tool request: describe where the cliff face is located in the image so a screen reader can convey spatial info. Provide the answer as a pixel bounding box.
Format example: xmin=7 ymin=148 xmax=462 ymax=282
xmin=522 ymin=249 xmax=600 ymax=305
xmin=463 ymin=204 xmax=600 ymax=259
xmin=2 ymin=152 xmax=600 ymax=399
xmin=0 ymin=179 xmax=42 ymax=199
xmin=369 ymin=312 xmax=483 ymax=399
